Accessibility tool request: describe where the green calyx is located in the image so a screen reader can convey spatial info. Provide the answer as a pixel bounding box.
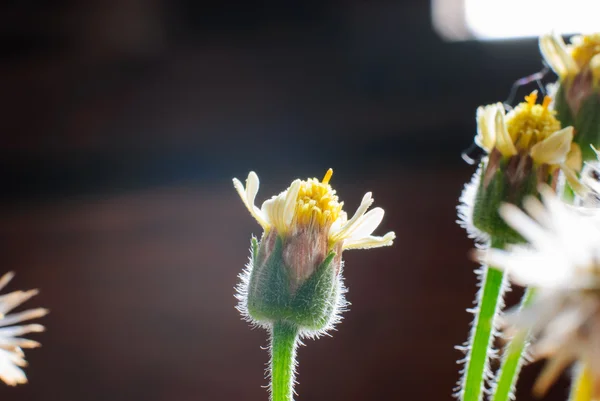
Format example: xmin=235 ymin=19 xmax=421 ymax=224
xmin=555 ymin=82 xmax=600 ymax=162
xmin=472 ymin=158 xmax=540 ymax=243
xmin=575 ymin=93 xmax=600 ymax=161
xmin=246 ymin=236 xmax=338 ymax=331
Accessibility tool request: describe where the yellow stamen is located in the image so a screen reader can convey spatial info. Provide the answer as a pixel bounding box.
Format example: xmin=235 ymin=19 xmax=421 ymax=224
xmin=505 ymin=92 xmax=561 ymax=153
xmin=294 ymin=170 xmax=342 ymax=228
xmin=542 ymin=95 xmax=552 ymax=109
xmin=525 ymin=91 xmax=538 ymax=106
xmin=322 ymin=168 xmax=333 ymax=184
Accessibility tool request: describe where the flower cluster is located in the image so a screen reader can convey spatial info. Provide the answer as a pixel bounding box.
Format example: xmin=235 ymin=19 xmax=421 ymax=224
xmin=456 ymin=31 xmax=600 ymax=401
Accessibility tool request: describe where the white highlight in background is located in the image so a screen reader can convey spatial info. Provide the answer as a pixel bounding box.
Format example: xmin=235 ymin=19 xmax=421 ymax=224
xmin=432 ymin=0 xmax=600 ymax=41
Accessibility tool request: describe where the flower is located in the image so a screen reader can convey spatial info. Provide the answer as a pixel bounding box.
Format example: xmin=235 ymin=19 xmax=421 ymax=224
xmin=479 ymin=186 xmax=600 ymax=397
xmin=541 ymin=32 xmax=600 ymax=87
xmin=459 ymin=92 xmax=583 ymax=241
xmin=233 ymin=169 xmax=395 ymax=332
xmin=0 ymin=272 xmax=48 ymax=386
xmin=233 ymin=169 xmax=395 ymax=252
xmin=475 ymin=91 xmax=580 ymax=189
xmin=540 ymin=33 xmax=600 ymax=162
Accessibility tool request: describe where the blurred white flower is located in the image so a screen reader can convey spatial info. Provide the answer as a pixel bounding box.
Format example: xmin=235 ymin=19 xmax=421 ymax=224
xmin=0 ymin=272 xmax=48 ymax=386
xmin=480 ymin=186 xmax=600 ymax=397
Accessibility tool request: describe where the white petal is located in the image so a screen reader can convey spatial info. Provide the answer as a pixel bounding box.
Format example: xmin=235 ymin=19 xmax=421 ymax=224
xmin=0 ymin=324 xmax=45 ymax=339
xmin=539 ymin=33 xmax=579 ymax=78
xmin=343 ymin=232 xmax=395 ymax=250
xmin=494 ymin=108 xmax=517 ymax=157
xmin=475 ymin=104 xmax=498 ymax=152
xmin=0 ymin=309 xmax=48 ymax=328
xmin=484 ymin=248 xmax=570 ymax=288
xmin=498 ymin=203 xmax=551 ymax=246
xmin=233 ymin=172 xmax=270 ymax=229
xmin=0 ymin=337 xmax=40 ymax=350
xmin=529 ymin=127 xmax=573 ymax=165
xmin=283 ymin=180 xmax=301 ymax=228
xmin=343 ymin=208 xmax=385 ymax=241
xmin=0 ymin=290 xmax=39 ymax=316
xmin=0 ymin=349 xmax=27 ymax=386
xmin=330 ymin=192 xmax=373 ymax=242
xmin=0 ymin=273 xmax=14 ymax=293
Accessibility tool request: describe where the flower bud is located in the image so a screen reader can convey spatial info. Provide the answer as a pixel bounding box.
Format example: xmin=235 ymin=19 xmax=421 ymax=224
xmin=459 ymin=92 xmax=582 ymax=242
xmin=233 ymin=170 xmax=395 ymax=334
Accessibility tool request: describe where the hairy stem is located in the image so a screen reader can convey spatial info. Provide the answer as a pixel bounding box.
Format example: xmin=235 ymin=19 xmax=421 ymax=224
xmin=491 ymin=288 xmax=535 ymax=401
xmin=459 ymin=236 xmax=508 ymax=401
xmin=271 ymin=321 xmax=299 ymax=401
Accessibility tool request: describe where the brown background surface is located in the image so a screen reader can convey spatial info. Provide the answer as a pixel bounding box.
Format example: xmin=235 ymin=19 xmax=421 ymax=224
xmin=0 ymin=1 xmax=574 ymax=400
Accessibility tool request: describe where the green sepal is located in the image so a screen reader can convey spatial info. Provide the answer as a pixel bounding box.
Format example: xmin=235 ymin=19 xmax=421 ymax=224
xmin=290 ymin=251 xmax=336 ymax=330
xmin=554 ymin=83 xmax=575 ymax=129
xmin=247 ymin=236 xmax=291 ymax=322
xmin=574 ymin=93 xmax=600 ymax=162
xmin=472 ymin=160 xmax=536 ymax=243
xmin=246 ymin=235 xmax=337 ymax=330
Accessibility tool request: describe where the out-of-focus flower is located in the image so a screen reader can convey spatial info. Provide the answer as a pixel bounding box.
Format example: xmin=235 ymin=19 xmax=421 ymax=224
xmin=540 ymin=33 xmax=600 ymax=85
xmin=475 ymin=92 xmax=580 ymax=190
xmin=480 ymin=186 xmax=600 ymax=397
xmin=0 ymin=272 xmax=48 ymax=386
xmin=541 ymin=33 xmax=600 ymax=161
xmin=459 ymin=91 xmax=582 ymax=241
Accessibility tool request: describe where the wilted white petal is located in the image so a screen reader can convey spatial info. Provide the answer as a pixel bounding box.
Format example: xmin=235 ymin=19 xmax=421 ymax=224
xmin=342 ymin=232 xmax=396 ymax=250
xmin=233 ymin=173 xmax=270 ymax=229
xmin=539 ymin=33 xmax=579 ymax=78
xmin=343 ymin=208 xmax=385 ymax=241
xmin=330 ymin=192 xmax=373 ymax=242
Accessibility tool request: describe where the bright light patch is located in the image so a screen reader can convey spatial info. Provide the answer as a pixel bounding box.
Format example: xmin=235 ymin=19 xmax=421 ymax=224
xmin=432 ymin=0 xmax=600 ymax=41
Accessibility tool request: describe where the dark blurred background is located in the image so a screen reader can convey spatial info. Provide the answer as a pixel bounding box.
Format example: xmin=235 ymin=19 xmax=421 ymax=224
xmin=0 ymin=1 xmax=574 ymax=400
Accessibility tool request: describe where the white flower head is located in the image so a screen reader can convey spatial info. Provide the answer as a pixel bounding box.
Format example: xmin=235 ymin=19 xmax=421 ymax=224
xmin=0 ymin=272 xmax=48 ymax=386
xmin=480 ymin=186 xmax=600 ymax=396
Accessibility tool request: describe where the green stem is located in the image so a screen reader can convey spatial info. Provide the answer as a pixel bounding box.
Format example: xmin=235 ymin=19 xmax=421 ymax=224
xmin=491 ymin=288 xmax=535 ymax=401
xmin=271 ymin=321 xmax=299 ymax=401
xmin=459 ymin=237 xmax=508 ymax=401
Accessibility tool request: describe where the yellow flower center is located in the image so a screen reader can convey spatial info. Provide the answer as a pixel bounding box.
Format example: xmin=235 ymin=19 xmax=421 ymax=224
xmin=294 ymin=169 xmax=343 ymax=228
xmin=570 ymin=33 xmax=600 ymax=69
xmin=505 ymin=92 xmax=561 ymax=151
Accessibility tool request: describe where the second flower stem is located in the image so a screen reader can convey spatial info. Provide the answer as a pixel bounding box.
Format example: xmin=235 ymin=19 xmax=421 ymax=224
xmin=461 ymin=237 xmax=507 ymax=401
xmin=491 ymin=287 xmax=535 ymax=401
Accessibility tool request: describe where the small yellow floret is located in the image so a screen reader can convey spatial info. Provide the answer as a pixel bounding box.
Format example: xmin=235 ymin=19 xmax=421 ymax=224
xmin=505 ymin=91 xmax=561 ymax=151
xmin=294 ymin=169 xmax=343 ymax=228
xmin=570 ymin=34 xmax=600 ymax=69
